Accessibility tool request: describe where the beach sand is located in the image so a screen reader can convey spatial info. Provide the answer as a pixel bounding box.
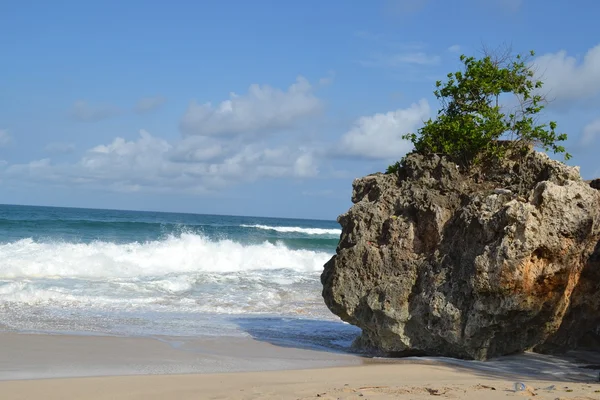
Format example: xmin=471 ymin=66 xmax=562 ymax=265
xmin=2 ymin=364 xmax=600 ymax=400
xmin=1 ymin=332 xmax=599 ymax=399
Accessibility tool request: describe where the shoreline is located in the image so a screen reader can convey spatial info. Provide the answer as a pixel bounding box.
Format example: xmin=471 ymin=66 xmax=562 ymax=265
xmin=2 ymin=332 xmax=600 ymax=399
xmin=2 ymin=331 xmax=600 ymax=380
xmin=0 ymin=331 xmax=364 ymax=381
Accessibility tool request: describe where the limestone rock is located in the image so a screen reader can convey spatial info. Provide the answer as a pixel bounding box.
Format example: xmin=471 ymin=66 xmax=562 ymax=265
xmin=322 ymin=151 xmax=600 ymax=360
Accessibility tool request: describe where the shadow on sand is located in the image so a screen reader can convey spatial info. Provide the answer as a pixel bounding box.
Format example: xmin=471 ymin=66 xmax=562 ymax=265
xmin=417 ymin=351 xmax=600 ymax=383
xmin=232 ymin=316 xmax=600 ymax=383
xmin=231 ymin=316 xmax=361 ymax=354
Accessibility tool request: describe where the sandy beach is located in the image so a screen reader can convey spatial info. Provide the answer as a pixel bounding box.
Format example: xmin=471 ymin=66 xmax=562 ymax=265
xmin=0 ymin=365 xmax=600 ymax=400
xmin=2 ymin=361 xmax=600 ymax=400
xmin=1 ymin=332 xmax=599 ymax=399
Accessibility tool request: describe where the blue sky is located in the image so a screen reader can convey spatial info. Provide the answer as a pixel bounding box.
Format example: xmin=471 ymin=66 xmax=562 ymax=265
xmin=1 ymin=0 xmax=599 ymax=219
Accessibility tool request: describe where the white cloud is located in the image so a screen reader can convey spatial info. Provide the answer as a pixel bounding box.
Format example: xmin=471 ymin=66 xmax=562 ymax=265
xmin=339 ymin=99 xmax=430 ymax=159
xmin=180 ymin=77 xmax=322 ymax=137
xmin=448 ymin=45 xmax=461 ymax=53
xmin=169 ymin=136 xmax=225 ymax=163
xmin=360 ymin=52 xmax=440 ymax=68
xmin=219 ymin=145 xmax=318 ymax=180
xmin=135 ymin=96 xmax=166 ymax=113
xmin=293 ymin=152 xmax=319 ymax=177
xmin=82 ymin=130 xmax=171 ymax=175
xmin=532 ymin=44 xmax=600 ymax=102
xmin=69 ymin=100 xmax=121 ymax=122
xmin=45 ymin=142 xmax=76 ymax=154
xmin=4 ymin=77 xmax=326 ymax=193
xmin=0 ymin=129 xmax=12 ymax=147
xmin=582 ymin=118 xmax=600 ymax=145
xmin=3 ymin=130 xmax=320 ymax=193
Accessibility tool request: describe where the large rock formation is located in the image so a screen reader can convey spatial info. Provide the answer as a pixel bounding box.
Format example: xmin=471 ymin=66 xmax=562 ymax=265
xmin=322 ymin=151 xmax=600 ymax=360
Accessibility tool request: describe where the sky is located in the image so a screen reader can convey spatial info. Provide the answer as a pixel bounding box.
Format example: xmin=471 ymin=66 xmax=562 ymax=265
xmin=1 ymin=0 xmax=599 ymax=220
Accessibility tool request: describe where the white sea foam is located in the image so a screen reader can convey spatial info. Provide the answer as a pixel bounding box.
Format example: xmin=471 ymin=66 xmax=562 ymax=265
xmin=0 ymin=234 xmax=338 ymax=335
xmin=0 ymin=233 xmax=330 ymax=279
xmin=241 ymin=224 xmax=341 ymax=235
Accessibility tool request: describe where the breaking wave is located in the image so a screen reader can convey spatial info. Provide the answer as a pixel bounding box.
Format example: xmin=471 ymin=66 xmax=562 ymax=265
xmin=0 ymin=233 xmax=330 ymax=279
xmin=241 ymin=224 xmax=341 ymax=236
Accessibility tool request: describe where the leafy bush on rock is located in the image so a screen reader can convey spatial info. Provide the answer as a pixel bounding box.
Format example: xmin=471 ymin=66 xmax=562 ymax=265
xmin=388 ymin=48 xmax=570 ymax=173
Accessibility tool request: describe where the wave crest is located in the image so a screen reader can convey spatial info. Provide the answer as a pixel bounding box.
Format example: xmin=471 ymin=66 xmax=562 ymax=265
xmin=241 ymin=224 xmax=341 ymax=235
xmin=0 ymin=233 xmax=331 ymax=279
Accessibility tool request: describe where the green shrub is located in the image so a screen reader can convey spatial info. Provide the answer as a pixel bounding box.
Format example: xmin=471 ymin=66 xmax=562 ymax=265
xmin=385 ymin=161 xmax=401 ymax=175
xmin=392 ymin=48 xmax=570 ymax=171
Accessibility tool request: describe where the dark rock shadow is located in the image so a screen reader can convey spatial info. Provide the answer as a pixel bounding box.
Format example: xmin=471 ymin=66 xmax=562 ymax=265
xmin=414 ymin=350 xmax=600 ymax=383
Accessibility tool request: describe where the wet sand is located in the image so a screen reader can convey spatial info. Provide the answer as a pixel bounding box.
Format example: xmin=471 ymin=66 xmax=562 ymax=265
xmin=0 ymin=332 xmax=363 ymax=379
xmin=1 ymin=332 xmax=599 ymax=399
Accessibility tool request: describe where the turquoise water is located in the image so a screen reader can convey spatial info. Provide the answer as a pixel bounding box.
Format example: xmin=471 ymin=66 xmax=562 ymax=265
xmin=0 ymin=205 xmax=359 ymax=349
xmin=0 ymin=205 xmax=341 ymax=250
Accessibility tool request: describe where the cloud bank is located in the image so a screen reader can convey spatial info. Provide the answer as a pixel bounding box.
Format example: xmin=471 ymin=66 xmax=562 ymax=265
xmin=339 ymin=99 xmax=430 ymax=159
xmin=180 ymin=77 xmax=322 ymax=137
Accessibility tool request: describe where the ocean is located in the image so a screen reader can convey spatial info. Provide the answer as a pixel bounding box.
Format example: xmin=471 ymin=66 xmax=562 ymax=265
xmin=0 ymin=204 xmax=359 ymax=351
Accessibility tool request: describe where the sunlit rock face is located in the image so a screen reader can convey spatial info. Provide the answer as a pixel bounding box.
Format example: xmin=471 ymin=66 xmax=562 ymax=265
xmin=322 ymin=151 xmax=600 ymax=360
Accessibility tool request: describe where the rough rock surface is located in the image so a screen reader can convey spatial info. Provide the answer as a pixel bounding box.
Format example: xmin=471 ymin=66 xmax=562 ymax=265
xmin=322 ymin=151 xmax=600 ymax=360
xmin=539 ymin=178 xmax=600 ymax=352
